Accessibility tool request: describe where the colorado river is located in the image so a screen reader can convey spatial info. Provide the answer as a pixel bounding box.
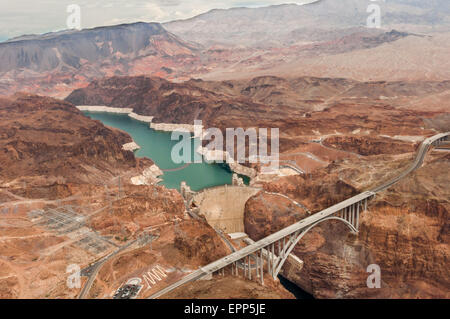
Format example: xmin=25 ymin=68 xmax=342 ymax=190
xmin=84 ymin=112 xmax=239 ymax=191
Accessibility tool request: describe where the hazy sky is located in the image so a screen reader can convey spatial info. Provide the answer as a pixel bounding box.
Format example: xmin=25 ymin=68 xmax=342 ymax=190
xmin=0 ymin=0 xmax=317 ymax=40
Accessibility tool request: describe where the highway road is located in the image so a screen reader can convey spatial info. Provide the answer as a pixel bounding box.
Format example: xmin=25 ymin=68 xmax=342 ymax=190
xmin=370 ymin=133 xmax=447 ymax=193
xmin=78 ymin=239 xmax=138 ymax=299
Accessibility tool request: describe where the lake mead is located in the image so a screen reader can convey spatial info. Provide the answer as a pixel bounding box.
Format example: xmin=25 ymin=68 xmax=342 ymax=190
xmin=83 ymin=112 xmax=237 ymax=191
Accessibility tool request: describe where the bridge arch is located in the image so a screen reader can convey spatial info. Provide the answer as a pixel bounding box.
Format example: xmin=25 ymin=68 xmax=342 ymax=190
xmin=272 ymin=215 xmax=358 ymax=278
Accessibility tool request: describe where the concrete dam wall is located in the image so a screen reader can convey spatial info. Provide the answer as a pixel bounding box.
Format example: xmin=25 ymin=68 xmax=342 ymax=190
xmin=192 ymin=185 xmax=261 ymax=233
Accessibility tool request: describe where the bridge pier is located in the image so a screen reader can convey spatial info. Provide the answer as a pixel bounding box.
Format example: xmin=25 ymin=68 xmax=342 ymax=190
xmin=350 ymin=205 xmax=354 ymax=226
xmin=259 ymin=249 xmax=264 ymax=285
xmin=255 ymin=253 xmax=260 ymax=279
xmin=248 ymin=256 xmax=252 ymax=280
xmin=356 ymin=203 xmax=360 ymax=231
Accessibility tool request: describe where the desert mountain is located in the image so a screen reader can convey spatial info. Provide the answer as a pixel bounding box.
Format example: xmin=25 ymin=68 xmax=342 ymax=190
xmin=0 ymin=22 xmax=198 ymax=97
xmin=2 ymin=1 xmax=449 ymax=97
xmin=0 ymin=22 xmax=197 ymax=73
xmin=2 ymin=1 xmax=449 ymax=98
xmin=0 ymin=93 xmax=142 ymax=186
xmin=164 ymin=0 xmax=450 ymax=47
xmin=66 ymin=75 xmax=450 ymax=124
xmin=162 ymin=1 xmax=450 ymax=83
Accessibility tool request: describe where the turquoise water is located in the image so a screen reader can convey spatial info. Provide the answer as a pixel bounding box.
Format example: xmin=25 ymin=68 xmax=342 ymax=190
xmin=83 ymin=112 xmax=235 ymax=191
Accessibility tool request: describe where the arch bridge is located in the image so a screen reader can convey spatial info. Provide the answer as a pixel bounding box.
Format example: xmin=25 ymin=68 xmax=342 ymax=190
xmin=204 ymin=191 xmax=375 ymax=283
xmin=149 ymin=132 xmax=449 ymax=298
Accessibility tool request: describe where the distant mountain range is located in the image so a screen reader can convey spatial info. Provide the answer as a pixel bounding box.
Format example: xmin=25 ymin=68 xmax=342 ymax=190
xmin=0 ymin=22 xmax=199 ymax=97
xmin=164 ymin=0 xmax=450 ymax=47
xmin=0 ymin=22 xmax=198 ymax=74
xmin=0 ymin=0 xmax=449 ymax=97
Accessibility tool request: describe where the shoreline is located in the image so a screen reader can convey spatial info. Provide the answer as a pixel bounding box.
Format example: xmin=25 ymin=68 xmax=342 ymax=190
xmin=122 ymin=141 xmax=141 ymax=152
xmin=77 ymin=105 xmax=266 ymax=181
xmin=196 ymin=146 xmax=257 ymax=179
xmin=131 ymin=164 xmax=164 ymax=186
xmin=77 ymin=106 xmax=197 ymax=133
xmin=76 ymin=105 xmax=154 ymax=124
xmin=150 ymin=122 xmax=197 ymax=134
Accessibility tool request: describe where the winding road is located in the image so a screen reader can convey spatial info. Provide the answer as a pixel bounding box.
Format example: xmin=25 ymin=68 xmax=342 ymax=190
xmin=78 ymin=239 xmax=138 ymax=299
